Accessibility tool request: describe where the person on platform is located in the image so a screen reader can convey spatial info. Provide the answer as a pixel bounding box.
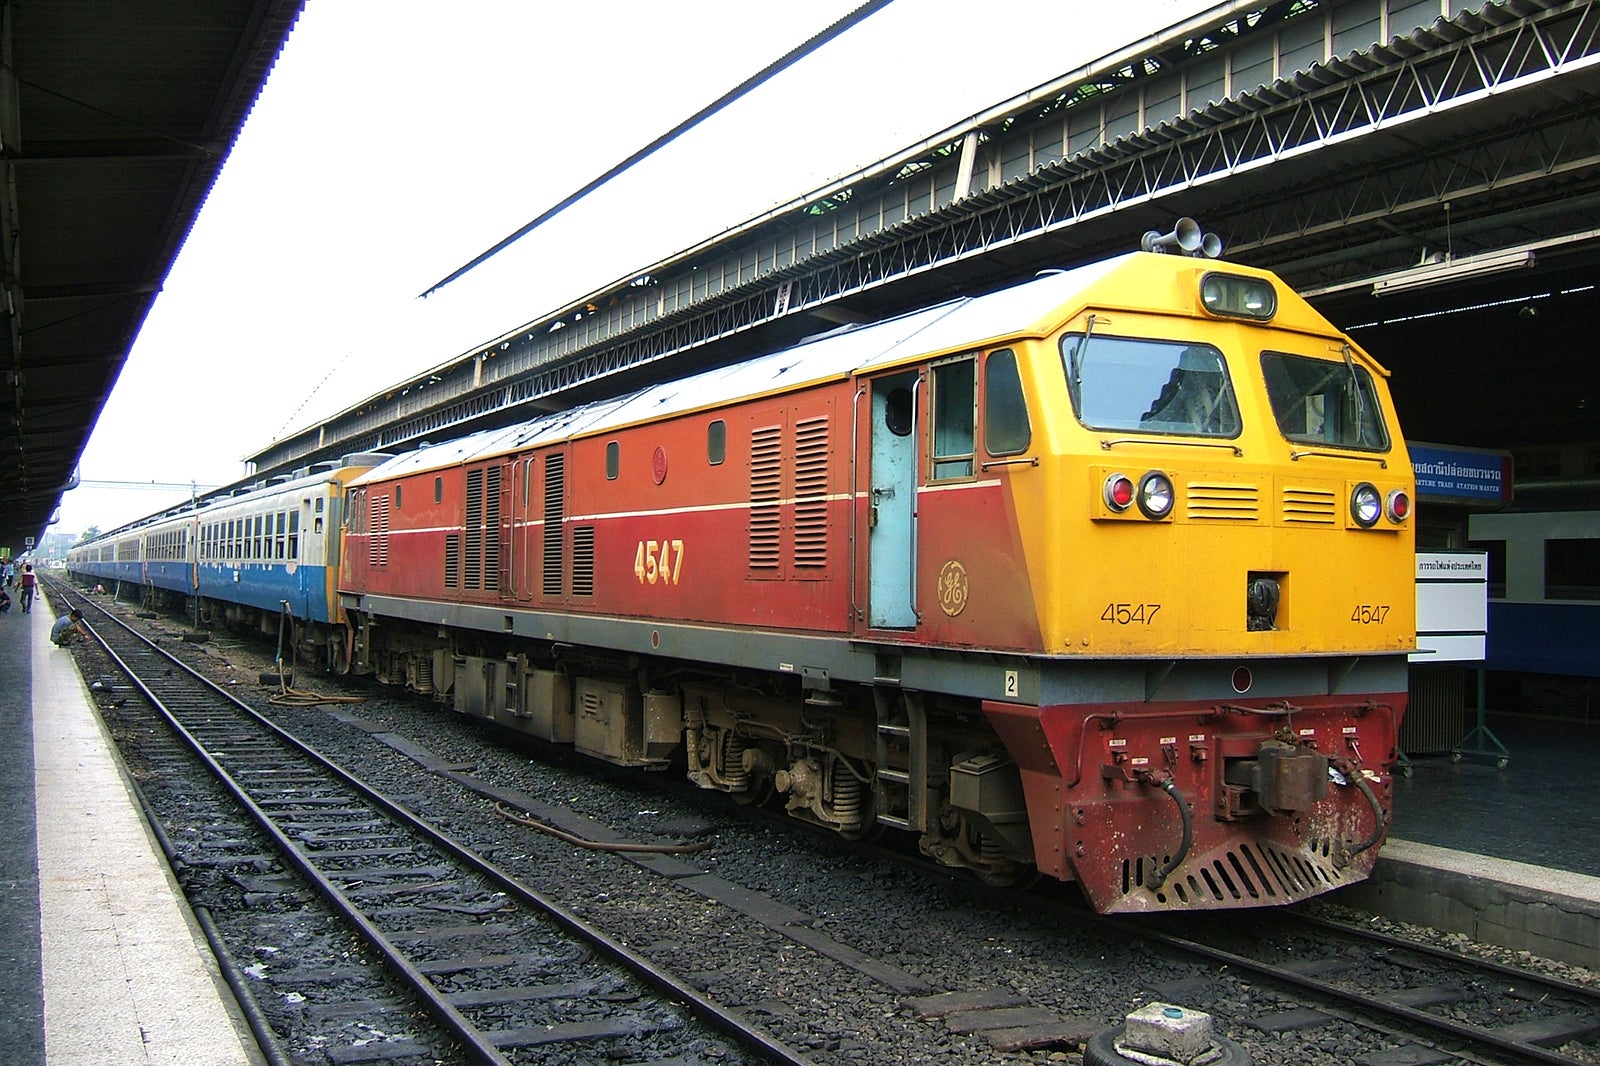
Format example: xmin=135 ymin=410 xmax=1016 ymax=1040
xmin=17 ymin=564 xmax=36 ymax=613
xmin=50 ymin=608 xmax=88 ymax=646
xmin=0 ymin=587 xmax=10 ymax=614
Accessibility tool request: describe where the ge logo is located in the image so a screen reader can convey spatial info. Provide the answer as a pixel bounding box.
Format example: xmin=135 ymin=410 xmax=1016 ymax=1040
xmin=937 ymin=560 xmax=969 ymax=617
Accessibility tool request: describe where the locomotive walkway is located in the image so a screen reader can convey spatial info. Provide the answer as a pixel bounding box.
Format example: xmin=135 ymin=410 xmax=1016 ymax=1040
xmin=0 ymin=583 xmax=1594 ymax=1061
xmin=0 ymin=591 xmax=261 ymax=1065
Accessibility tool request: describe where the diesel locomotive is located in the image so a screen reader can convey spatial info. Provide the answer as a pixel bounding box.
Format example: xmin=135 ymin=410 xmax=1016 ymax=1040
xmin=71 ymin=227 xmax=1416 ymax=911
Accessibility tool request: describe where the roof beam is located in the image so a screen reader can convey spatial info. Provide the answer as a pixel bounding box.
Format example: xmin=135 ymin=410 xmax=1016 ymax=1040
xmin=4 ymin=137 xmax=219 ymax=162
xmin=25 ymin=279 xmax=163 ymax=300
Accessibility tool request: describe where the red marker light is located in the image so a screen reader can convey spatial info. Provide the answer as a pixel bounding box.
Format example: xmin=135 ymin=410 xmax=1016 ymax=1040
xmin=1386 ymin=489 xmax=1411 ymax=523
xmin=1104 ymin=474 xmax=1136 ymax=512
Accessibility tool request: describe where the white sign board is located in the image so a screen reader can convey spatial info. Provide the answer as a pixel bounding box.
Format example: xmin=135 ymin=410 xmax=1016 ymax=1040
xmin=1412 ymin=552 xmax=1488 ymax=662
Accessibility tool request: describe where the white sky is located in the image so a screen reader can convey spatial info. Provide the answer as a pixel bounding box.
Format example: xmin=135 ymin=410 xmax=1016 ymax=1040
xmin=59 ymin=0 xmax=1192 ymax=537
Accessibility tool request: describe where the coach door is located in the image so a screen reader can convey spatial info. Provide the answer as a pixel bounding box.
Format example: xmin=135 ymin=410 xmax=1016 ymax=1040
xmin=868 ymin=372 xmax=919 ymax=628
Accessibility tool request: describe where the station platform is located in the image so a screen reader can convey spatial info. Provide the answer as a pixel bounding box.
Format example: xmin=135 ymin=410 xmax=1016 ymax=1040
xmin=0 ymin=591 xmax=261 ymax=1065
xmin=1339 ymin=714 xmax=1600 ymax=968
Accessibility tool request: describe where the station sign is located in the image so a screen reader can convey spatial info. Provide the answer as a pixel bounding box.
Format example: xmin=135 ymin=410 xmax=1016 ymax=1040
xmin=1407 ymin=441 xmax=1512 ymax=505
xmin=1412 ymin=551 xmax=1487 ymax=663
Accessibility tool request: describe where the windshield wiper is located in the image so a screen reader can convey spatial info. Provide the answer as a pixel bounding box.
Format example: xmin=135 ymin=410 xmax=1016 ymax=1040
xmin=1339 ymin=342 xmax=1367 ymax=446
xmin=1069 ymin=313 xmax=1106 ymax=408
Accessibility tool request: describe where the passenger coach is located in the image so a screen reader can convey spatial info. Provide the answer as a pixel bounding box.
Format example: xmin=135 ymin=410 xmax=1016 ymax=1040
xmin=68 ymin=456 xmax=383 ymax=670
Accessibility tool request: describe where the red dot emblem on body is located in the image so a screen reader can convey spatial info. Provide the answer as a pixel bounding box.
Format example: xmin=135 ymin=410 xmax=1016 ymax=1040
xmin=652 ymin=446 xmax=668 ymax=485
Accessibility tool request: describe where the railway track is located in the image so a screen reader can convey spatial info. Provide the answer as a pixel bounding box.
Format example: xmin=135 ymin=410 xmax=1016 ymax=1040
xmin=63 ymin=586 xmax=809 ymax=1066
xmin=51 ymin=579 xmax=1600 ymax=1065
xmin=1115 ymin=900 xmax=1600 ymax=1064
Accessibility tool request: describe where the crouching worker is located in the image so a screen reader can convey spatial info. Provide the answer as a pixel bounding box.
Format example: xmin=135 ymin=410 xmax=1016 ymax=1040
xmin=51 ymin=608 xmax=89 ymax=646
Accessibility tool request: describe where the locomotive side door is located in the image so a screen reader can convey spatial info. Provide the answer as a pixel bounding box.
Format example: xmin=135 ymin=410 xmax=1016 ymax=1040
xmin=868 ymin=372 xmax=918 ymax=629
xmin=507 ymin=457 xmax=535 ymax=601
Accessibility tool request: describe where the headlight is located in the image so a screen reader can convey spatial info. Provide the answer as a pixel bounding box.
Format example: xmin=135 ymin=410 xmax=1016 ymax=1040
xmin=1137 ymin=471 xmax=1175 ymax=520
xmin=1386 ymin=489 xmax=1411 ymax=523
xmin=1200 ymin=273 xmax=1277 ymax=320
xmin=1351 ymin=482 xmax=1382 ymax=528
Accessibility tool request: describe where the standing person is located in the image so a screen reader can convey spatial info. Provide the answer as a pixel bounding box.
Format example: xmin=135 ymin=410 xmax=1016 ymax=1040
xmin=17 ymin=563 xmax=36 ymax=613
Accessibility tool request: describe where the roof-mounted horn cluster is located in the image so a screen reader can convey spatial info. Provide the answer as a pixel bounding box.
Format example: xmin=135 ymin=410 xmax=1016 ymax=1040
xmin=1141 ymin=217 xmax=1223 ymax=259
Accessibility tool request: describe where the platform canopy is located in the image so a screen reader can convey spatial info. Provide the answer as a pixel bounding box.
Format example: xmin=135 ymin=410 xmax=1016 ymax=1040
xmin=0 ymin=0 xmax=305 ymax=555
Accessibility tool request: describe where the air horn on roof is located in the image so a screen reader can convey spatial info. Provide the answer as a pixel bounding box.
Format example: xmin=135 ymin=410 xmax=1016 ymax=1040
xmin=1140 ymin=217 xmax=1223 ymax=258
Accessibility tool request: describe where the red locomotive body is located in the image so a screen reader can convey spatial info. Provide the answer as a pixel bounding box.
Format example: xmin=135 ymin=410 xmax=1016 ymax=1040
xmin=341 ymin=248 xmax=1414 ymax=911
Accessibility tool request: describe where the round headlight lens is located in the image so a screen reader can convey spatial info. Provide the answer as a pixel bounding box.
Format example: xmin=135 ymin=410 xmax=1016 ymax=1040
xmin=1103 ymin=473 xmax=1135 ymax=512
xmin=1351 ymin=483 xmax=1382 ymax=528
xmin=1138 ymin=471 xmax=1175 ymax=520
xmin=1386 ymin=489 xmax=1411 ymax=523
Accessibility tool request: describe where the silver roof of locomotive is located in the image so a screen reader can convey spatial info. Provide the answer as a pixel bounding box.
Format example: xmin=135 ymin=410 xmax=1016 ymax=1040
xmin=353 ymin=254 xmax=1127 ymax=483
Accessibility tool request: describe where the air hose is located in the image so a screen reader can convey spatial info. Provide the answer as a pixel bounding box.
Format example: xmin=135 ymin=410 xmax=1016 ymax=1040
xmin=1147 ymin=775 xmax=1193 ymax=891
xmin=1337 ymin=766 xmax=1387 ymax=867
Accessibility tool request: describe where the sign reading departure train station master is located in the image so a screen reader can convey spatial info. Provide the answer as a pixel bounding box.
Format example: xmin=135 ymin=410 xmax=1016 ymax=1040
xmin=1408 ymin=441 xmax=1513 ymax=504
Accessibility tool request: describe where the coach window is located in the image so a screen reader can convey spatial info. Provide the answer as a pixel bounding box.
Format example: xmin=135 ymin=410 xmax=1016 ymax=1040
xmin=931 ymin=356 xmax=976 ymax=479
xmin=606 ymin=441 xmax=620 ymax=480
xmin=707 ymin=420 xmax=726 ymax=465
xmin=983 ymin=349 xmax=1031 ymax=456
xmin=1545 ymin=539 xmax=1600 ymax=600
xmin=395 ymin=484 xmax=403 ymax=510
xmin=435 ymin=476 xmax=443 ymax=505
xmin=1468 ymin=538 xmax=1506 ymax=599
xmin=289 ymin=511 xmax=300 ymax=559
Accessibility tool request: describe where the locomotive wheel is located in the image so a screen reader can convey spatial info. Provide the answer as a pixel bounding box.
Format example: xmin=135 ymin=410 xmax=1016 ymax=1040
xmin=975 ymin=860 xmax=1039 ymax=889
xmin=1083 ymin=1026 xmax=1253 ymax=1066
xmin=732 ymin=775 xmax=775 ymax=806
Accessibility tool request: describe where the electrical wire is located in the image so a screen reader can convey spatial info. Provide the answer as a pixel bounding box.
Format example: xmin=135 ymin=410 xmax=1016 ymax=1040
xmin=418 ymin=0 xmax=897 ymax=297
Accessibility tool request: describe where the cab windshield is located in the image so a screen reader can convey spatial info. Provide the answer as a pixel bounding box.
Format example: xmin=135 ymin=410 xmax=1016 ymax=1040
xmin=1061 ymin=333 xmax=1241 ymax=437
xmin=1261 ymin=351 xmax=1389 ymax=450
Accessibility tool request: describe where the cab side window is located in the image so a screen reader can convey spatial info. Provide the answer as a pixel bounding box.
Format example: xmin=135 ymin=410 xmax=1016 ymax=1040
xmin=983 ymin=348 xmax=1031 ymax=456
xmin=931 ymin=356 xmax=976 ymax=480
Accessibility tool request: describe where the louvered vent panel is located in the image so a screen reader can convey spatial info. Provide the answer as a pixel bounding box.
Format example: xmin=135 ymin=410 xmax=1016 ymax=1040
xmin=484 ymin=465 xmax=502 ymax=591
xmin=793 ymin=416 xmax=830 ymax=569
xmin=444 ymin=533 xmax=460 ymax=588
xmin=543 ymin=454 xmax=566 ymax=596
xmin=1186 ymin=482 xmax=1260 ymax=521
xmin=369 ymin=495 xmax=391 ymax=567
xmin=375 ymin=494 xmax=390 ymax=568
xmin=748 ymin=425 xmax=782 ymax=570
xmin=572 ymin=526 xmax=595 ymax=596
xmin=1282 ymin=485 xmax=1338 ymax=525
xmin=465 ymin=468 xmax=484 ymax=589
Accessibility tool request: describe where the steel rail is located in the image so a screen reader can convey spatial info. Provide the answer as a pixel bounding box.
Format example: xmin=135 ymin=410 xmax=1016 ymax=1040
xmin=71 ymin=589 xmax=813 ymax=1066
xmin=1296 ymin=911 xmax=1600 ymax=1009
xmin=1121 ymin=920 xmax=1593 ymax=1066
